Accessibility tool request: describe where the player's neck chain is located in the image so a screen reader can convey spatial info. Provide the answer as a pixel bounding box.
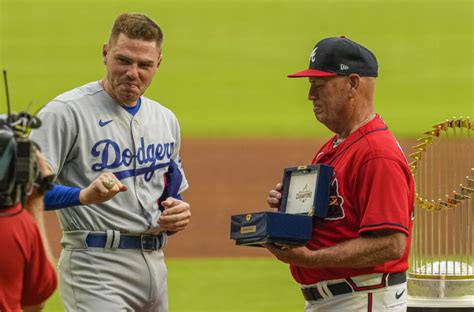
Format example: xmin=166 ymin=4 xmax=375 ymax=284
xmin=333 ymin=113 xmax=376 ymax=149
xmin=332 ymin=137 xmax=345 ymax=148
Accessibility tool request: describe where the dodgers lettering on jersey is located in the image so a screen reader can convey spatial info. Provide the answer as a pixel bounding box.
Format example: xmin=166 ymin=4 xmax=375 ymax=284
xmin=91 ymin=137 xmax=174 ymax=181
xmin=30 ymin=81 xmax=189 ymax=233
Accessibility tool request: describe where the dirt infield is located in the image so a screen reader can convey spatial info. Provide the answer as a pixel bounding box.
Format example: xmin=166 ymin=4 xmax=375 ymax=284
xmin=45 ymin=138 xmax=419 ymax=258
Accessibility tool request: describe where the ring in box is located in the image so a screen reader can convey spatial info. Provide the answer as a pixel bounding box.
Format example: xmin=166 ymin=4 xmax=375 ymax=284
xmin=230 ymin=164 xmax=333 ymax=247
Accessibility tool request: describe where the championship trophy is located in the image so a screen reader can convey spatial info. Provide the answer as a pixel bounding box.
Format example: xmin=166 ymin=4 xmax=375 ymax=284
xmin=230 ymin=164 xmax=333 ymax=247
xmin=407 ymin=117 xmax=474 ymax=311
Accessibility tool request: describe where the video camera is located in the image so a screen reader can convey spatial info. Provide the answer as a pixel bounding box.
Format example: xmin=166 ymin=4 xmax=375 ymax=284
xmin=0 ymin=71 xmax=53 ymax=208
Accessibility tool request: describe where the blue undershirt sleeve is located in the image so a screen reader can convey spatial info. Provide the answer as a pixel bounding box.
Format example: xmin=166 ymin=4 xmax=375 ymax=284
xmin=44 ymin=184 xmax=81 ymax=210
xmin=44 ymin=182 xmax=181 ymax=210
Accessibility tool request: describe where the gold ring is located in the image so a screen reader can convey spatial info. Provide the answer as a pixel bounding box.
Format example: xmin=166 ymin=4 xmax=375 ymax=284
xmin=103 ymin=178 xmax=116 ymax=190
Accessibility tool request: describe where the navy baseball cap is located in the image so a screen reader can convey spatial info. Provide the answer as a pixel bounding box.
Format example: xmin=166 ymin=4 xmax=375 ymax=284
xmin=288 ymin=36 xmax=378 ymax=78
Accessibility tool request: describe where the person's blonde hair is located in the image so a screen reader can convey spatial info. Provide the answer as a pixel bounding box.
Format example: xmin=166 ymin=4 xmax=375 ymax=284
xmin=109 ymin=13 xmax=163 ymax=49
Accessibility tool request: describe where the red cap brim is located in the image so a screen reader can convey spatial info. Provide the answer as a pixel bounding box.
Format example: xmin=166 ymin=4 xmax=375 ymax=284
xmin=287 ymin=69 xmax=337 ymax=78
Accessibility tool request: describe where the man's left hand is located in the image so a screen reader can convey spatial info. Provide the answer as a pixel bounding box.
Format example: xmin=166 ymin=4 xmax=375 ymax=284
xmin=264 ymin=244 xmax=315 ymax=268
xmin=158 ymin=197 xmax=191 ymax=232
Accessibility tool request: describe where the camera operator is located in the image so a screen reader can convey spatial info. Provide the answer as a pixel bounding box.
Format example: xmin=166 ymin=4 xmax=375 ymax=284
xmin=0 ymin=149 xmax=58 ymax=311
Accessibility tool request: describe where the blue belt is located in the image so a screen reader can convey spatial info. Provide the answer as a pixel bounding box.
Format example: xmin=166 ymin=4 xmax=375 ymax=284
xmin=86 ymin=233 xmax=165 ymax=252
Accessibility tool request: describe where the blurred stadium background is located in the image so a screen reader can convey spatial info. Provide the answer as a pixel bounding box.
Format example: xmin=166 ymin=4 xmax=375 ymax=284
xmin=1 ymin=0 xmax=472 ymax=311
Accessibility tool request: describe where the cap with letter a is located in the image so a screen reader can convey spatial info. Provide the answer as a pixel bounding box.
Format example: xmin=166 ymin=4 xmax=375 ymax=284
xmin=288 ymin=36 xmax=378 ymax=78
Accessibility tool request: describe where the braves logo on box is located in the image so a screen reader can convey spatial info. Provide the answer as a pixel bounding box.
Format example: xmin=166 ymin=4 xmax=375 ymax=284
xmin=91 ymin=137 xmax=174 ymax=181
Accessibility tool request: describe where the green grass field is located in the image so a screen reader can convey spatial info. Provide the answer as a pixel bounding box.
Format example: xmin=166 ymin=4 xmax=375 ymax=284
xmin=1 ymin=1 xmax=473 ymax=311
xmin=45 ymin=258 xmax=302 ymax=312
xmin=1 ymin=0 xmax=473 ymax=137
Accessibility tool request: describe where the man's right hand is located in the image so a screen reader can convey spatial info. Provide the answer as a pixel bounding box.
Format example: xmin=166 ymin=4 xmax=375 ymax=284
xmin=79 ymin=173 xmax=128 ymax=205
xmin=158 ymin=197 xmax=191 ymax=233
xmin=267 ymin=183 xmax=283 ymax=212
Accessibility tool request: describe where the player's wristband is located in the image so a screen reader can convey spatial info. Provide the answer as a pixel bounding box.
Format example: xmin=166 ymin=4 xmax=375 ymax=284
xmin=33 ymin=174 xmax=55 ymax=195
xmin=44 ymin=184 xmax=81 ymax=210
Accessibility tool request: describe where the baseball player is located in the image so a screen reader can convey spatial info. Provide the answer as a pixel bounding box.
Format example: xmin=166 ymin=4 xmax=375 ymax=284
xmin=266 ymin=37 xmax=414 ymax=312
xmin=30 ymin=13 xmax=190 ymax=311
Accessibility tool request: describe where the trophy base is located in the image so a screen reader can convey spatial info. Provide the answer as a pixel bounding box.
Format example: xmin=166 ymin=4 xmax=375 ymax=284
xmin=408 ymin=305 xmax=474 ymax=312
xmin=408 ymin=275 xmax=474 ymax=308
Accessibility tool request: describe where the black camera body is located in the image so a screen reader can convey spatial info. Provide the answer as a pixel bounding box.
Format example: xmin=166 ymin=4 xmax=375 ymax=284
xmin=0 ymin=113 xmax=42 ymax=207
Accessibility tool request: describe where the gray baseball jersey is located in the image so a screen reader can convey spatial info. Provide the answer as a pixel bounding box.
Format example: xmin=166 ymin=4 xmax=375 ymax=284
xmin=30 ymin=81 xmax=188 ymax=311
xmin=30 ymin=81 xmax=188 ymax=234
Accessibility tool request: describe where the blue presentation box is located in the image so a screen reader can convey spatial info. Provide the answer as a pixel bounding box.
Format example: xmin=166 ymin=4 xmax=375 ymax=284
xmin=230 ymin=211 xmax=312 ymax=246
xmin=230 ymin=164 xmax=333 ymax=247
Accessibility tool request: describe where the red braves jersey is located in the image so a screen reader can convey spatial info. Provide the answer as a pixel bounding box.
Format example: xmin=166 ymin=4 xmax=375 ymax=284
xmin=0 ymin=203 xmax=57 ymax=311
xmin=291 ymin=115 xmax=414 ymax=285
